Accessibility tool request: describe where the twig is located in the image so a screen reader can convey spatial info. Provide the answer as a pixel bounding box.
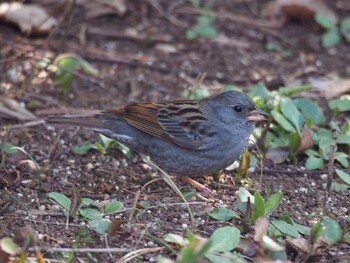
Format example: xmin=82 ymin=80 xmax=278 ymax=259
xmin=46 ymin=0 xmax=76 ymax=50
xmin=47 ymin=129 xmax=63 ymax=159
xmin=87 ymin=27 xmax=173 ymax=43
xmin=326 ymin=143 xmax=336 ymax=192
xmin=176 ymin=6 xmax=279 ymax=29
xmin=128 ymin=190 xmax=141 ymax=222
xmin=146 ymin=0 xmax=187 ymax=28
xmin=0 ymin=119 xmax=45 ymax=130
xmin=116 ymin=247 xmax=164 ymax=263
xmin=28 ymin=246 xmax=131 ymax=253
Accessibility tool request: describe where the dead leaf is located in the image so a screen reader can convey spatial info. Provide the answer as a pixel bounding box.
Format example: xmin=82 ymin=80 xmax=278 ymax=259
xmin=309 ymin=77 xmax=350 ymax=99
xmin=0 ymin=2 xmax=57 ymax=34
xmin=266 ymin=0 xmax=338 ymax=25
xmin=286 ymin=236 xmax=328 ymax=258
xmin=266 ymin=147 xmax=289 ymax=164
xmin=13 ymin=226 xmax=38 ymax=250
xmin=17 ymin=160 xmax=39 ymax=175
xmin=237 ymin=148 xmax=251 ymax=180
xmin=254 ymin=217 xmax=269 ymax=242
xmin=0 ymin=169 xmax=21 ymax=189
xmin=0 ymin=97 xmax=37 ymax=121
xmin=297 ymin=125 xmax=313 ymax=154
xmin=77 ymin=0 xmax=127 ymax=19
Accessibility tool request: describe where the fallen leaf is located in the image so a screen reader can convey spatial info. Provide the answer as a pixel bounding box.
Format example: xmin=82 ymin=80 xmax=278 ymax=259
xmin=309 ymin=77 xmax=350 ymax=99
xmin=77 ymin=0 xmax=127 ymax=19
xmin=266 ymin=147 xmax=289 ymax=164
xmin=0 ymin=97 xmax=38 ymax=121
xmin=0 ymin=170 xmax=21 ymax=189
xmin=266 ymin=0 xmax=338 ymax=25
xmin=286 ymin=235 xmax=328 ymax=257
xmin=0 ymin=2 xmax=57 ymax=34
xmin=297 ymin=125 xmax=314 ymax=154
xmin=254 ymin=217 xmax=269 ymax=242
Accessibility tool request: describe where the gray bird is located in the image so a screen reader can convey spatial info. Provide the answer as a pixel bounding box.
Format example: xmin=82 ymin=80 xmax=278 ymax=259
xmin=48 ymin=90 xmax=266 ymax=178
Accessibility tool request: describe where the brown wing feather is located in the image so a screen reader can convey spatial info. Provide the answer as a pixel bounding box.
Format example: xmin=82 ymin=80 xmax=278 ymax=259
xmin=103 ymin=103 xmax=170 ymax=139
xmin=103 ymin=100 xmax=214 ymax=149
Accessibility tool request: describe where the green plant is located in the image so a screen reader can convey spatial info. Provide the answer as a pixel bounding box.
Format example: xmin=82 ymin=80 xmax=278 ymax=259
xmin=73 ymin=134 xmax=132 ymax=159
xmin=0 ymin=141 xmax=42 ymax=186
xmin=186 ymin=0 xmax=217 ymax=40
xmin=37 ymin=53 xmax=99 ymax=95
xmin=161 ymin=226 xmax=245 ymax=263
xmin=315 ymin=14 xmax=350 ymax=48
xmin=48 ymin=191 xmax=124 ymax=234
xmin=249 ymin=82 xmax=350 ymax=170
xmin=266 ymin=41 xmax=293 ymax=58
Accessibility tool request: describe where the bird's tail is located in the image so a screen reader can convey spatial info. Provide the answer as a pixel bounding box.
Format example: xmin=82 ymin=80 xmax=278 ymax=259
xmin=46 ymin=115 xmax=106 ymax=129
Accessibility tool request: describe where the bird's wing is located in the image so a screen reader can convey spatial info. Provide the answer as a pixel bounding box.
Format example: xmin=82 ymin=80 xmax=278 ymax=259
xmin=103 ymin=101 xmax=217 ymax=150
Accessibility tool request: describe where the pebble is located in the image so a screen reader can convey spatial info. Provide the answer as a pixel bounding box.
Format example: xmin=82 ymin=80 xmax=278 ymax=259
xmin=86 ymin=163 xmax=94 ymax=170
xmin=39 ymin=205 xmax=45 ymax=211
xmin=182 ymin=223 xmax=188 ymax=229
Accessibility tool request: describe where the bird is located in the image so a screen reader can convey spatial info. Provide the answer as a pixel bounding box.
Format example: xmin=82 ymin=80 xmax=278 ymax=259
xmin=47 ymin=90 xmax=266 ymax=181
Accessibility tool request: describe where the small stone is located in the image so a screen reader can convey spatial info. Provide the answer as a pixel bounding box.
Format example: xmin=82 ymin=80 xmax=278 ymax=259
xmin=86 ymin=163 xmax=94 ymax=170
xmin=39 ymin=205 xmax=45 ymax=211
xmin=182 ymin=223 xmax=188 ymax=229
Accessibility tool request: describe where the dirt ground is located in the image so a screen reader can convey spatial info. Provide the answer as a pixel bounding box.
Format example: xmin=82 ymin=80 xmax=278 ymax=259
xmin=1 ymin=0 xmax=350 ymax=262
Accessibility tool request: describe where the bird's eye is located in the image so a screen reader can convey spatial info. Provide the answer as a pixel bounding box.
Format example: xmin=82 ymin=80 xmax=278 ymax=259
xmin=233 ymin=105 xmax=243 ymax=112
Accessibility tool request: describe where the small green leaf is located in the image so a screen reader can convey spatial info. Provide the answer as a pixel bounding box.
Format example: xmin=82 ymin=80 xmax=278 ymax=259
xmin=164 ymin=233 xmax=189 ymax=247
xmin=114 ymin=141 xmax=132 ymax=159
xmin=329 ymin=97 xmax=350 ymax=112
xmin=278 ymin=85 xmax=313 ymax=97
xmin=186 ymin=29 xmax=197 ymax=40
xmin=335 ymin=169 xmax=350 ymax=185
xmin=336 ymin=134 xmax=350 ymax=145
xmin=72 ymin=141 xmax=98 ymax=155
xmin=181 ymin=191 xmax=196 ymax=201
xmin=139 ymin=201 xmax=151 ymax=209
xmin=238 ymin=187 xmax=254 ymax=203
xmin=289 ymin=132 xmax=301 ymax=158
xmin=322 ymin=29 xmax=341 ymax=48
xmin=322 ymin=182 xmax=349 ymax=192
xmin=310 ymin=222 xmax=323 ymax=243
xmin=271 ymin=110 xmax=296 ymax=133
xmin=79 ymin=208 xmax=103 ymax=220
xmin=334 ymin=152 xmax=349 ymax=168
xmin=99 ymin=134 xmax=114 ymax=149
xmin=280 ymin=97 xmax=304 ymax=133
xmin=271 ymin=220 xmax=300 ymax=238
xmin=294 ymin=98 xmax=326 ymax=125
xmin=305 ymin=156 xmax=324 ymax=170
xmin=79 ymin=58 xmax=99 ymax=77
xmin=340 ymin=17 xmax=350 ymax=42
xmin=252 ymin=192 xmax=265 ymax=223
xmin=48 ymin=192 xmax=71 ymax=211
xmin=209 ymin=226 xmax=240 ymax=252
xmin=322 ymin=219 xmax=342 ymax=245
xmin=0 ymin=142 xmax=18 ymax=154
xmin=0 ymin=237 xmax=20 ymax=255
xmin=88 ymin=219 xmax=111 ymax=234
xmin=82 ymin=198 xmax=95 ymax=206
xmin=265 ymin=192 xmax=283 ymax=217
xmin=104 ymin=200 xmax=124 ymax=213
xmin=315 ymin=13 xmax=337 ymax=29
xmin=249 ymin=82 xmax=270 ymax=101
xmin=209 ymin=207 xmax=239 ymax=221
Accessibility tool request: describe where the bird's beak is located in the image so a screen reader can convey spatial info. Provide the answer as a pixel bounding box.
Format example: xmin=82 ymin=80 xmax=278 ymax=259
xmin=247 ymin=108 xmax=268 ymax=122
